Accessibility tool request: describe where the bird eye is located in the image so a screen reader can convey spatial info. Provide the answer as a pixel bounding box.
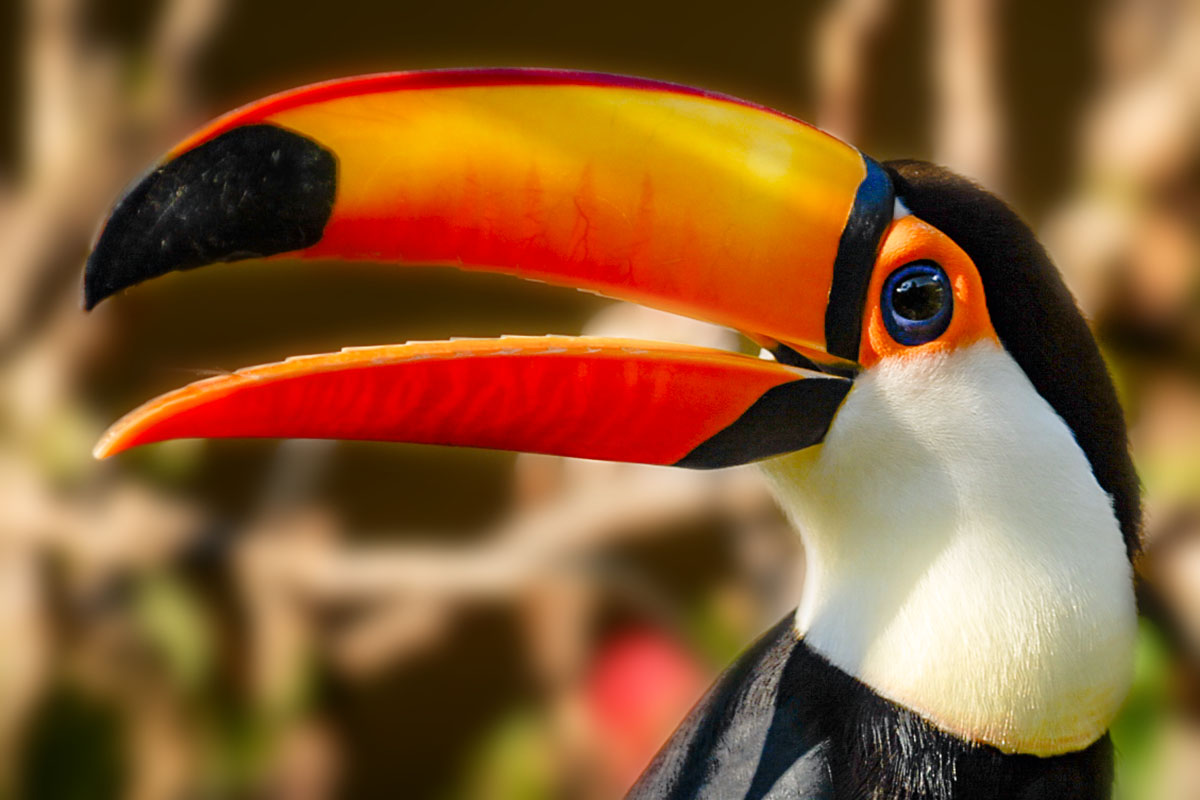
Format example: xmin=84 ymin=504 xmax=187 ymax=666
xmin=881 ymin=261 xmax=953 ymax=346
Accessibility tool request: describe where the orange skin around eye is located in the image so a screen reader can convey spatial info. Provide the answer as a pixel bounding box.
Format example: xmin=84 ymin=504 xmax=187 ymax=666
xmin=858 ymin=215 xmax=999 ymax=369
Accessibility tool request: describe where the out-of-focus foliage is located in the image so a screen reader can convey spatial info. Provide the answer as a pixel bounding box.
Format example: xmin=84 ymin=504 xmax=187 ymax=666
xmin=2 ymin=0 xmax=1200 ymax=797
xmin=1112 ymin=621 xmax=1172 ymax=800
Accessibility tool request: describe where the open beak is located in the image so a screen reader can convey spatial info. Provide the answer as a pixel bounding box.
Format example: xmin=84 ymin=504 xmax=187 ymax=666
xmin=86 ymin=69 xmax=895 ymax=467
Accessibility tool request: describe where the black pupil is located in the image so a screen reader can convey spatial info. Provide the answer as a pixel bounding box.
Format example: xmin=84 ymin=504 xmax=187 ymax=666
xmin=892 ymin=275 xmax=945 ymax=321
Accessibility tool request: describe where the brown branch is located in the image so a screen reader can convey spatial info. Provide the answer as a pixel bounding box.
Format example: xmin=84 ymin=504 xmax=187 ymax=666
xmin=229 ymin=466 xmax=771 ymax=683
xmin=813 ymin=0 xmax=894 ymax=142
xmin=931 ymin=0 xmax=1005 ymax=193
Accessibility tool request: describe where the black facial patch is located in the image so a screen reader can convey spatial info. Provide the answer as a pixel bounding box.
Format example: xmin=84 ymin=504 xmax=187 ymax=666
xmin=83 ymin=124 xmax=337 ymax=309
xmin=824 ymin=156 xmax=895 ymax=362
xmin=674 ymin=377 xmax=851 ymax=468
xmin=884 ymin=160 xmax=1142 ymax=560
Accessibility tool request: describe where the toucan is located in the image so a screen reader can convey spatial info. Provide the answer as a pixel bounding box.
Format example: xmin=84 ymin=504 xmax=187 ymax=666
xmin=82 ymin=69 xmax=1141 ymax=799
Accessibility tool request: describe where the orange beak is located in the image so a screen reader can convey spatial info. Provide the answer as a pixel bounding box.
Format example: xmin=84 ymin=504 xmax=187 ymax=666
xmin=86 ymin=69 xmax=896 ymax=466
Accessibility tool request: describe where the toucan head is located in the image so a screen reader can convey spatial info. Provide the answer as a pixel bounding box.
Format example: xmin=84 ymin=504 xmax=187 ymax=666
xmin=84 ymin=70 xmax=1140 ymax=757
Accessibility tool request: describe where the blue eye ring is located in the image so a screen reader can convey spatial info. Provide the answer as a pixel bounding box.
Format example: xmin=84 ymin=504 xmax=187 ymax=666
xmin=881 ymin=261 xmax=953 ymax=346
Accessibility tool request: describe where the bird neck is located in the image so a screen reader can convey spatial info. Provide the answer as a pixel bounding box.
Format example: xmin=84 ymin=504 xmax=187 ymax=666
xmin=759 ymin=340 xmax=1137 ymax=756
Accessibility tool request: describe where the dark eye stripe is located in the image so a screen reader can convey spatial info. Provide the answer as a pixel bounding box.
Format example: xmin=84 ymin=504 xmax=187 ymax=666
xmin=882 ymin=261 xmax=953 ymax=345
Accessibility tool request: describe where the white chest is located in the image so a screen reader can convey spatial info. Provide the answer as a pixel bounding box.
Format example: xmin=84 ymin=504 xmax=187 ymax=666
xmin=760 ymin=341 xmax=1137 ymax=756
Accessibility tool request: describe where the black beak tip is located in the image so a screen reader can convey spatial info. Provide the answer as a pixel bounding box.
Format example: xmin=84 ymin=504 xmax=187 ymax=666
xmin=82 ymin=270 xmax=103 ymax=312
xmin=80 ymin=123 xmax=338 ymax=312
xmin=82 ymin=238 xmax=123 ymax=311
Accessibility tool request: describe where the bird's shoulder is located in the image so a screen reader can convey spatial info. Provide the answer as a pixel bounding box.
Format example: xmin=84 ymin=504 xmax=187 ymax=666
xmin=628 ymin=613 xmax=1114 ymax=800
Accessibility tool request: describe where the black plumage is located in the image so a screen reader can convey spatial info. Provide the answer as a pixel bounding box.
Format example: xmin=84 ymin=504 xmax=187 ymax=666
xmin=630 ymin=616 xmax=1113 ymax=800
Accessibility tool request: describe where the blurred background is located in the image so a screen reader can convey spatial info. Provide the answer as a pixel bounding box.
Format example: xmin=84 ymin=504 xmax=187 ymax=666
xmin=2 ymin=0 xmax=1200 ymax=797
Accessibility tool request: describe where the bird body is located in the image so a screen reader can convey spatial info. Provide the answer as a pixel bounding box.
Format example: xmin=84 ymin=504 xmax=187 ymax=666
xmin=80 ymin=70 xmax=1140 ymax=799
xmin=630 ymin=617 xmax=1114 ymax=800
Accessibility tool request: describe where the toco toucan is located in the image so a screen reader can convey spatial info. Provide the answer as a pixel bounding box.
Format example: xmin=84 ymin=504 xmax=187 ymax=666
xmin=82 ymin=70 xmax=1140 ymax=799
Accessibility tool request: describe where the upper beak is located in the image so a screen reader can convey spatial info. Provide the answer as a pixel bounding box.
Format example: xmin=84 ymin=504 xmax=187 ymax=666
xmin=86 ymin=69 xmax=894 ymax=466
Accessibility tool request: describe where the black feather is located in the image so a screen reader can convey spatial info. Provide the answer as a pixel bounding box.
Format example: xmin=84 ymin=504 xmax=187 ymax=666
xmin=631 ymin=616 xmax=1113 ymax=800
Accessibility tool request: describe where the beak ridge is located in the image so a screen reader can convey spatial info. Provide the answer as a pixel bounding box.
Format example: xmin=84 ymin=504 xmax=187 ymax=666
xmin=82 ymin=69 xmax=873 ymax=356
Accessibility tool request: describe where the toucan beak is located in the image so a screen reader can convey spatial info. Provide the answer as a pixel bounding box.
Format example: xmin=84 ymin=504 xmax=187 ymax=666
xmin=86 ymin=69 xmax=895 ymax=466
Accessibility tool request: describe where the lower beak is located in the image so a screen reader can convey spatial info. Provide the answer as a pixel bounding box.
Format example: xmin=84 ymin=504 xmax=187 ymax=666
xmin=86 ymin=69 xmax=891 ymax=465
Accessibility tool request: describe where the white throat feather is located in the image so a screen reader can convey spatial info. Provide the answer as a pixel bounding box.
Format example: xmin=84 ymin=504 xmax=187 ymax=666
xmin=760 ymin=340 xmax=1136 ymax=756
